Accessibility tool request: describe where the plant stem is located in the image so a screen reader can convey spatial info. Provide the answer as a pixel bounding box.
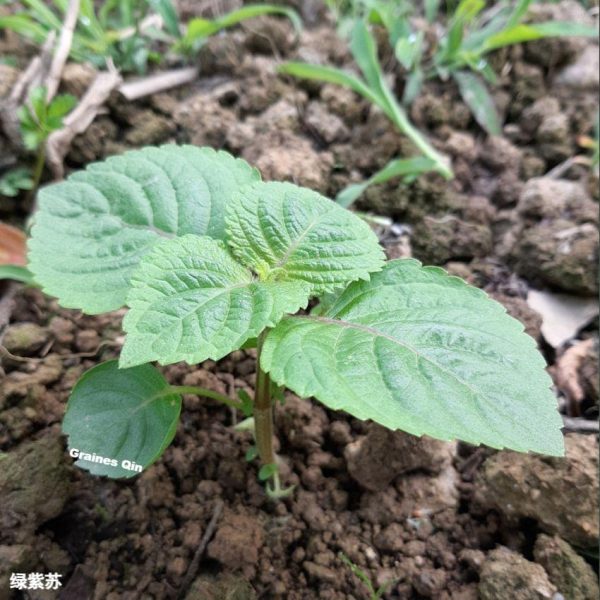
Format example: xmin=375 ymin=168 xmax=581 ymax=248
xmin=254 ymin=333 xmax=275 ymax=466
xmin=28 ymin=145 xmax=46 ymax=205
xmin=168 ymin=385 xmax=243 ymax=411
xmin=255 ymin=334 xmax=293 ymax=498
xmin=381 ymin=91 xmax=453 ymax=179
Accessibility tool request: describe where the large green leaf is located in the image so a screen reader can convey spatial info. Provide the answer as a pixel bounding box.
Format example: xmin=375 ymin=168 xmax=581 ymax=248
xmin=63 ymin=361 xmax=181 ymax=478
xmin=225 ymin=181 xmax=385 ymax=294
xmin=262 ymin=259 xmax=564 ymax=456
xmin=120 ymin=235 xmax=310 ymax=367
xmin=28 ymin=145 xmax=260 ymax=314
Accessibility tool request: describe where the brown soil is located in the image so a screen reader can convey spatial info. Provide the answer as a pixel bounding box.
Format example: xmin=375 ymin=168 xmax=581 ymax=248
xmin=0 ymin=3 xmax=598 ymax=599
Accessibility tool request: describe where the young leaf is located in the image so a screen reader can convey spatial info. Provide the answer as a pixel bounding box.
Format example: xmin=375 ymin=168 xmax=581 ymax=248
xmin=225 ymin=181 xmax=385 ymax=294
xmin=349 ymin=19 xmax=384 ymax=95
xmin=183 ymin=4 xmax=301 ymax=48
xmin=425 ymin=0 xmax=440 ymax=23
xmin=444 ymin=0 xmax=482 ymax=59
xmin=120 ymin=235 xmax=311 ymax=368
xmin=245 ymin=446 xmax=258 ymax=462
xmin=148 ymin=0 xmax=181 ymax=38
xmin=395 ymin=31 xmax=424 ymax=70
xmin=0 ymin=167 xmax=34 ymax=196
xmin=237 ymin=389 xmax=254 ymax=417
xmin=336 ymin=156 xmax=436 ymax=208
xmin=28 ymin=145 xmax=260 ymax=314
xmin=482 ymin=21 xmax=598 ymax=52
xmin=278 ymin=62 xmax=381 ymax=106
xmin=258 ymin=463 xmax=278 ymax=481
xmin=261 ymin=259 xmax=564 ymax=456
xmin=63 ymin=361 xmax=181 ymax=478
xmin=453 ymin=70 xmax=502 ymax=135
xmin=0 ymin=265 xmax=36 ymax=285
xmin=402 ymin=68 xmax=424 ymax=106
xmin=28 ymin=85 xmax=48 ymax=120
xmin=46 ymin=93 xmax=76 ymax=124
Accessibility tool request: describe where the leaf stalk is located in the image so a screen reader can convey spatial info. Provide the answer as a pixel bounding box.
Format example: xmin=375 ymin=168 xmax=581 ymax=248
xmin=168 ymin=385 xmax=243 ymax=411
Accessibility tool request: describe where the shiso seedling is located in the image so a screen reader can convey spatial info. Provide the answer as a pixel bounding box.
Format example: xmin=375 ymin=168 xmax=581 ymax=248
xmin=27 ymin=144 xmax=564 ymax=497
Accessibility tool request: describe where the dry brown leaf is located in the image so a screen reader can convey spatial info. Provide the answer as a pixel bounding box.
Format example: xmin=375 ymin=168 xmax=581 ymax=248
xmin=0 ymin=223 xmax=27 ymax=266
xmin=527 ymin=289 xmax=599 ymax=348
xmin=552 ymin=338 xmax=594 ymax=416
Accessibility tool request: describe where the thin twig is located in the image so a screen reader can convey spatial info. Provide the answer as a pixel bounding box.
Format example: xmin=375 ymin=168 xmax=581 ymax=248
xmin=115 ymin=13 xmax=163 ymax=42
xmin=562 ymin=416 xmax=599 ymax=433
xmin=0 ymin=340 xmax=121 ymax=364
xmin=118 ymin=67 xmax=198 ymax=101
xmin=0 ymin=284 xmax=17 ymax=344
xmin=1 ymin=34 xmax=56 ymax=148
xmin=45 ymin=0 xmax=80 ymax=102
xmin=46 ymin=67 xmax=122 ymax=179
xmin=9 ymin=33 xmax=56 ymax=105
xmin=176 ymin=501 xmax=224 ymax=599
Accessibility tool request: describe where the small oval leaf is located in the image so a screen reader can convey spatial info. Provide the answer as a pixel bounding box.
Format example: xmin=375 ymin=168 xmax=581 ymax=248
xmin=63 ymin=361 xmax=181 ymax=478
xmin=258 ymin=463 xmax=278 ymax=481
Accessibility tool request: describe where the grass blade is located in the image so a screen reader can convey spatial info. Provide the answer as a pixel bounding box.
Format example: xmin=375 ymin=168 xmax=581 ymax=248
xmin=453 ymin=70 xmax=501 ymax=135
xmin=444 ymin=0 xmax=485 ymax=61
xmin=507 ymin=0 xmax=533 ymax=28
xmin=278 ymin=62 xmax=381 ymax=105
xmin=483 ymin=21 xmax=597 ymax=52
xmin=349 ymin=19 xmax=384 ymax=93
xmin=425 ymin=0 xmax=441 ymax=23
xmin=283 ymin=24 xmax=453 ymax=180
xmin=184 ymin=4 xmax=301 ymax=47
xmin=23 ymin=0 xmax=61 ymax=29
xmin=149 ymin=0 xmax=181 ymax=38
xmin=336 ymin=156 xmax=437 ymax=207
xmin=0 ymin=265 xmax=37 ymax=285
xmin=0 ymin=14 xmax=48 ymax=43
xmin=402 ymin=68 xmax=424 ymax=105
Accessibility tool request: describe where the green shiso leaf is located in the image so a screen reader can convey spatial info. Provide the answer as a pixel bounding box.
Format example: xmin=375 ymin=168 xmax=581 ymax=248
xmin=63 ymin=360 xmax=181 ymax=479
xmin=28 ymin=145 xmax=259 ymax=314
xmin=120 ymin=235 xmax=311 ymax=367
xmin=225 ymin=181 xmax=385 ymax=295
xmin=262 ymin=259 xmax=564 ymax=456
